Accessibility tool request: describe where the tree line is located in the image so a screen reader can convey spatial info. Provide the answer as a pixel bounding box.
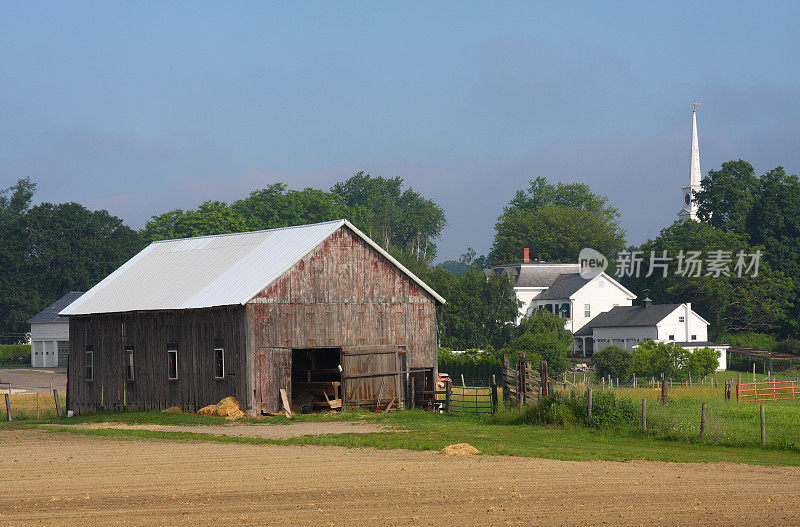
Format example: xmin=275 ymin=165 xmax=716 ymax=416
xmin=4 ymin=158 xmax=800 ymax=364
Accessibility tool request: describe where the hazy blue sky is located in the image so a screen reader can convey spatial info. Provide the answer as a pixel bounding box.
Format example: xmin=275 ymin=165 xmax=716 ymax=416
xmin=2 ymin=2 xmax=799 ymax=260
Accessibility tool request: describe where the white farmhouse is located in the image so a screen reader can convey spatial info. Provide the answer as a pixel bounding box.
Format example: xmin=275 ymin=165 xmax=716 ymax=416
xmin=28 ymin=291 xmax=83 ymax=368
xmin=486 ymin=250 xmax=636 ymax=336
xmin=573 ymin=300 xmax=728 ymax=369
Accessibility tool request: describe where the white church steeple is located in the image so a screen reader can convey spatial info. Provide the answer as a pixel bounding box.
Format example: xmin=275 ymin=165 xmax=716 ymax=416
xmin=678 ymin=103 xmax=702 ymax=221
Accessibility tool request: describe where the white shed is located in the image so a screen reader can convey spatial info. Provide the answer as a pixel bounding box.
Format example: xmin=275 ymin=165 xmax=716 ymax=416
xmin=28 ymin=291 xmax=83 ymax=368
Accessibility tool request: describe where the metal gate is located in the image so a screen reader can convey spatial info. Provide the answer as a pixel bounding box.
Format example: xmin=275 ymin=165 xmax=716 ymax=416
xmin=341 ymin=347 xmax=401 ymax=410
xmin=253 ymin=347 xmax=291 ymax=413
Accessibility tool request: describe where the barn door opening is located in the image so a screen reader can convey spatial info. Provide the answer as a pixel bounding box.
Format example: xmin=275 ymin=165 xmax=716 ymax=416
xmin=253 ymin=347 xmax=291 ymax=414
xmin=291 ymin=348 xmax=342 ymax=411
xmin=341 ymin=347 xmax=400 ymax=410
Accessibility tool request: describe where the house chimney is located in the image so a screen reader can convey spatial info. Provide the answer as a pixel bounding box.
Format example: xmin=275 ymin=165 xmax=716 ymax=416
xmin=522 ymin=247 xmax=530 ymax=263
xmin=643 ymin=296 xmax=652 ymax=308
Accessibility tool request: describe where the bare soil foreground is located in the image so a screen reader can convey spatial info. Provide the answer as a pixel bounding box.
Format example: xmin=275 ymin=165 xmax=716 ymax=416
xmin=48 ymin=421 xmax=388 ymax=438
xmin=2 ymin=429 xmax=799 ymax=526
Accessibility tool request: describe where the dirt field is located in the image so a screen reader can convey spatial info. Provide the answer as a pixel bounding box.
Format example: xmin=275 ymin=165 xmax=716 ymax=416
xmin=2 ymin=429 xmax=799 ymax=526
xmin=50 ymin=421 xmax=390 ymax=438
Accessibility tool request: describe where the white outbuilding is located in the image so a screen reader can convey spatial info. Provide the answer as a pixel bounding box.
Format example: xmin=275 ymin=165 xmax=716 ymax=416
xmin=574 ymin=300 xmax=728 ymax=370
xmin=28 ymin=291 xmax=83 ymax=368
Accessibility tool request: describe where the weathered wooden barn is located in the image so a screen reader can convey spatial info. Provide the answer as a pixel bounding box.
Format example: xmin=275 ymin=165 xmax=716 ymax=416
xmin=60 ymin=220 xmax=444 ymax=415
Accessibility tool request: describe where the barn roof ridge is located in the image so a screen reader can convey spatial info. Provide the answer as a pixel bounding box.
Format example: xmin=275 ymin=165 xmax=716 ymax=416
xmin=60 ymin=219 xmax=444 ymax=316
xmin=148 ymin=219 xmax=346 ymax=244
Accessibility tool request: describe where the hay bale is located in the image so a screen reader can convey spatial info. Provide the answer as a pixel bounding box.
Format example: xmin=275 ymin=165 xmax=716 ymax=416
xmin=440 ymin=443 xmax=479 ymax=456
xmin=162 ymin=406 xmax=182 ymax=414
xmin=197 ymin=397 xmax=245 ymax=420
xmin=217 ymin=397 xmax=245 ymax=420
xmin=197 ymin=404 xmax=219 ymax=416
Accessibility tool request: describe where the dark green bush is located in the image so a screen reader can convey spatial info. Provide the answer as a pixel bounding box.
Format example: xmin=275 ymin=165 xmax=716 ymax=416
xmin=0 ymin=344 xmax=31 ymax=364
xmin=490 ymin=389 xmax=638 ymax=430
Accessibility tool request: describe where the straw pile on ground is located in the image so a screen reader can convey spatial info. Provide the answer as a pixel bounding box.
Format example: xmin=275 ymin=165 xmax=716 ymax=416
xmin=162 ymin=406 xmax=182 ymax=414
xmin=197 ymin=397 xmax=245 ymax=420
xmin=440 ymin=443 xmax=479 ymax=456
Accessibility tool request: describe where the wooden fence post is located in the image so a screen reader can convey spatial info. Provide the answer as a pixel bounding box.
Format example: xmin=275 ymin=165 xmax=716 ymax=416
xmin=688 ymin=372 xmax=692 ymax=388
xmin=53 ymin=389 xmax=61 ymax=418
xmin=587 ymin=387 xmax=592 ymax=419
xmin=502 ymin=354 xmax=510 ymax=405
xmin=4 ymin=393 xmax=10 ymax=422
xmin=700 ymin=402 xmax=706 ymax=439
xmin=661 ymin=374 xmax=668 ymax=406
xmin=445 ymin=381 xmax=451 ymax=414
xmin=540 ymin=360 xmax=549 ymax=397
xmin=641 ymin=398 xmax=646 ymax=432
xmin=410 ymin=376 xmax=415 ymax=410
xmin=491 ymin=375 xmax=498 ymax=415
xmin=518 ymin=354 xmax=525 ymax=409
xmin=760 ymin=404 xmax=766 ymax=446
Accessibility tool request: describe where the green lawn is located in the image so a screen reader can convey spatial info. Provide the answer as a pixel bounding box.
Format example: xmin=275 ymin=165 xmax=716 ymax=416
xmin=7 ymin=407 xmax=799 ymax=467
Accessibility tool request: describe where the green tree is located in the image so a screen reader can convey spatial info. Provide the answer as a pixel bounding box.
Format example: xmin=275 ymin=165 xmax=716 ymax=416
xmin=143 ymin=183 xmax=371 ymax=242
xmin=490 ymin=177 xmax=625 ymax=264
xmin=621 ymin=220 xmax=792 ymax=334
xmin=0 ymin=179 xmax=143 ymax=339
xmin=593 ymin=346 xmax=630 ymax=380
xmin=694 ymin=161 xmax=800 ymax=336
xmin=501 ymin=310 xmax=573 ymax=374
xmin=695 ymin=160 xmax=760 ymax=233
xmin=687 ymin=347 xmax=721 ymax=379
xmin=629 ymin=340 xmax=691 ymax=379
xmin=491 ymin=205 xmax=626 ymax=264
xmin=426 ymin=268 xmax=520 ymax=349
xmin=332 ymin=172 xmax=445 ymax=263
xmin=507 ymin=177 xmax=620 ymax=220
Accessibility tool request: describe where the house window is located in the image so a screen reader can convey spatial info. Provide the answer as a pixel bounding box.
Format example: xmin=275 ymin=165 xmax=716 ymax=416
xmin=584 ymin=304 xmax=591 ymax=318
xmin=691 ymin=335 xmax=697 ymax=341
xmin=126 ymin=347 xmax=135 ymax=381
xmin=668 ymin=334 xmax=675 ymax=341
xmin=679 ymin=316 xmax=685 ymax=322
xmin=168 ymin=349 xmax=178 ymax=380
xmin=85 ymin=346 xmax=94 ymax=381
xmin=214 ymin=348 xmax=225 ymax=379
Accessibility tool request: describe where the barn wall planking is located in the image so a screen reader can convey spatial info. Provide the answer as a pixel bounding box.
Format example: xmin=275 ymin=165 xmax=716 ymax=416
xmin=67 ymin=306 xmax=247 ymax=414
xmin=246 ymin=226 xmax=439 ymax=409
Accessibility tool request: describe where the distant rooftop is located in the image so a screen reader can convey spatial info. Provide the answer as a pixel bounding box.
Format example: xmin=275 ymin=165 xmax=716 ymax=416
xmin=28 ymin=291 xmax=84 ymax=323
xmin=486 ymin=261 xmax=581 ymax=288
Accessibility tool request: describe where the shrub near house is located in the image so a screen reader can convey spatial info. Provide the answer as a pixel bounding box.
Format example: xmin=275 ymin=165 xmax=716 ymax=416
xmin=0 ymin=344 xmax=31 ymax=365
xmin=630 ymin=340 xmax=719 ymax=380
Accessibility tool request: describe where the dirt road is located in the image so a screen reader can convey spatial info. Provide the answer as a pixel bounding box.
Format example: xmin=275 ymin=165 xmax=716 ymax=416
xmin=1 ymin=429 xmax=799 ymax=526
xmin=52 ymin=421 xmax=390 ymax=438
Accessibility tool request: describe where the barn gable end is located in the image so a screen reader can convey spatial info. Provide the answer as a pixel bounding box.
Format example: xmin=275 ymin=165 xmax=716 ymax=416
xmin=245 ymin=225 xmax=439 ymax=413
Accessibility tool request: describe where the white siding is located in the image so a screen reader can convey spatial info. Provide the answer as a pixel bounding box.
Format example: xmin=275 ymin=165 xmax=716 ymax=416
xmin=567 ymin=274 xmax=635 ymax=333
xmin=656 ymin=304 xmax=709 ymax=342
xmin=30 ymin=321 xmax=69 ymax=368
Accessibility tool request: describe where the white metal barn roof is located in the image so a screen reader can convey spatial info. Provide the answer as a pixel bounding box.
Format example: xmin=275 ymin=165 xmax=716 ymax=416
xmin=60 ymin=219 xmax=445 ymax=316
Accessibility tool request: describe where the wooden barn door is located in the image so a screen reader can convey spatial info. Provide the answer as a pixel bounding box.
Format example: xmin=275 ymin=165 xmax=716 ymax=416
xmin=253 ymin=347 xmax=291 ymax=414
xmin=341 ymin=347 xmax=401 ymax=410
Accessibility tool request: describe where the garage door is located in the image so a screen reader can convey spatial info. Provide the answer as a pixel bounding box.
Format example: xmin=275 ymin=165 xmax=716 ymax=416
xmin=57 ymin=341 xmax=69 ymax=367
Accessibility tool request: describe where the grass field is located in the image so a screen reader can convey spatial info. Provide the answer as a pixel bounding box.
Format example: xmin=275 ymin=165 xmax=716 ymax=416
xmin=2 ymin=372 xmax=799 ymax=466
xmin=0 ymin=392 xmax=66 ymax=420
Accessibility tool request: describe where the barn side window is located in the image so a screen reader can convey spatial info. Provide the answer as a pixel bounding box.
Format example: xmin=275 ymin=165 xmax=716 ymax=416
xmin=126 ymin=347 xmax=135 ymax=381
xmin=85 ymin=346 xmax=94 ymax=381
xmin=214 ymin=348 xmax=225 ymax=379
xmin=168 ymin=349 xmax=178 ymax=380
